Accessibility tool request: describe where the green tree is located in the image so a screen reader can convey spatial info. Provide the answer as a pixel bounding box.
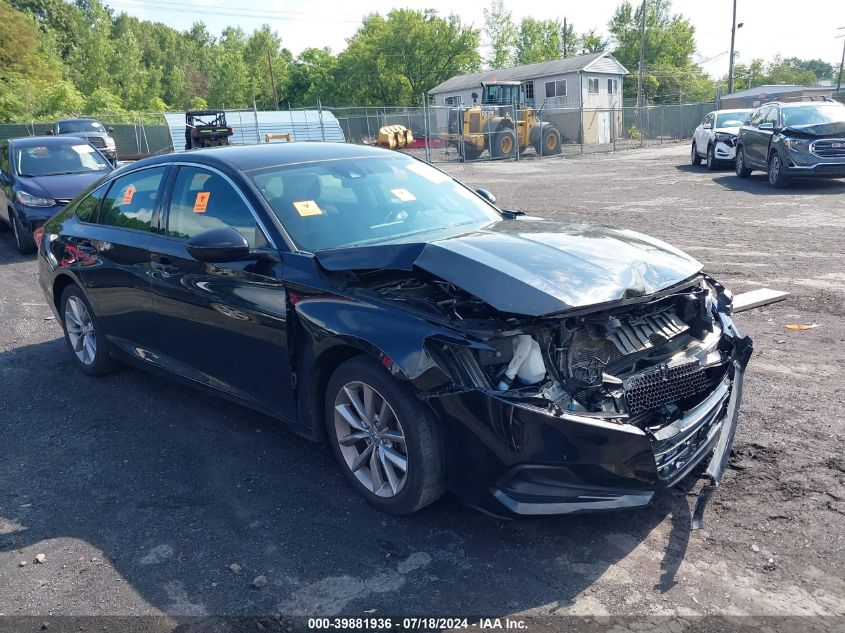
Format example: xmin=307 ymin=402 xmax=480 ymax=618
xmin=287 ymin=47 xmax=339 ymax=106
xmin=482 ymin=0 xmax=515 ymax=69
xmin=514 ymin=18 xmax=565 ymax=65
xmin=207 ymin=28 xmax=251 ymax=108
xmin=580 ymin=29 xmax=609 ymax=54
xmin=338 ymin=9 xmax=480 ymax=105
xmin=608 ymin=0 xmax=713 ymax=103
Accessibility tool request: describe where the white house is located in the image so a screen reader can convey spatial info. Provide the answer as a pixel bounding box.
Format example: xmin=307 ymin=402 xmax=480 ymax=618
xmin=429 ymin=52 xmax=628 ymax=144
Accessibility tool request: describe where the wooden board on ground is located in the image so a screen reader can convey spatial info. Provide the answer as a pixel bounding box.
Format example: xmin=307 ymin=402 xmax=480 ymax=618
xmin=733 ymin=288 xmax=790 ymax=313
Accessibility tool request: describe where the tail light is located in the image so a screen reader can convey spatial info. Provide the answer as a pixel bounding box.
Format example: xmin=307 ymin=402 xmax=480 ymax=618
xmin=34 ymin=226 xmax=44 ymax=248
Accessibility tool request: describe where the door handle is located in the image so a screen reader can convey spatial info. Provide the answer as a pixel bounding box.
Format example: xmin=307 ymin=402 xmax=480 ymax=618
xmin=151 ymin=256 xmax=180 ymax=276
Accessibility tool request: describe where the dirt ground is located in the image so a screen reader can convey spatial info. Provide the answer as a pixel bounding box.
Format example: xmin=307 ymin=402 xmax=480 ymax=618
xmin=1 ymin=143 xmax=843 ymax=630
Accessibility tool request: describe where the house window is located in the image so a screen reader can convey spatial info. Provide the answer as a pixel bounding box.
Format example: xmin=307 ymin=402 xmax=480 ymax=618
xmin=521 ymin=81 xmax=534 ymax=100
xmin=608 ymin=79 xmax=618 ymax=94
xmin=588 ymin=77 xmax=599 ymax=94
xmin=444 ymin=96 xmax=461 ymax=106
xmin=544 ymin=80 xmax=567 ymax=99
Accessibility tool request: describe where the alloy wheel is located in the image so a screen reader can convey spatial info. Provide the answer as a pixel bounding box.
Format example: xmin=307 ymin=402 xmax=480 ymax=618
xmin=64 ymin=296 xmax=97 ymax=366
xmin=334 ymin=380 xmax=408 ymax=498
xmin=769 ymin=154 xmax=781 ymax=184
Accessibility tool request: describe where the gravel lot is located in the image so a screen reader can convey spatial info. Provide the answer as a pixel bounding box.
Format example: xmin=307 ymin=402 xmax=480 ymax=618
xmin=1 ymin=144 xmax=844 ymax=628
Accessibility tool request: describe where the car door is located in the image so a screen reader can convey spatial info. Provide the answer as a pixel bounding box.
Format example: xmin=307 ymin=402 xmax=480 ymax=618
xmin=146 ymin=163 xmax=295 ymax=419
xmin=0 ymin=143 xmax=10 ymax=226
xmin=758 ymin=105 xmax=780 ymax=165
xmin=68 ymin=165 xmax=168 ymax=353
xmin=743 ymin=106 xmax=770 ymax=168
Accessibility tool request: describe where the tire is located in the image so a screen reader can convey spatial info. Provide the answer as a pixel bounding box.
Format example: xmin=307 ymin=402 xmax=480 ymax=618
xmin=735 ymin=146 xmax=751 ymax=178
xmin=457 ymin=141 xmax=483 ymax=161
xmin=706 ymin=144 xmax=718 ymax=171
xmin=10 ymin=209 xmax=36 ymax=254
xmin=490 ymin=128 xmax=516 ymax=158
xmin=0 ymin=208 xmax=9 ymax=233
xmin=534 ymin=125 xmax=561 ymax=156
xmin=325 ymin=356 xmax=445 ymax=515
xmin=691 ymin=142 xmax=702 ymax=166
xmin=59 ymin=284 xmax=120 ymax=376
xmin=767 ymin=151 xmax=790 ymax=188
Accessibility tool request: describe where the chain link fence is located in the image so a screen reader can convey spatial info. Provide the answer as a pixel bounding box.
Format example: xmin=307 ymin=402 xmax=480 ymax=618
xmin=0 ymin=101 xmax=717 ymax=164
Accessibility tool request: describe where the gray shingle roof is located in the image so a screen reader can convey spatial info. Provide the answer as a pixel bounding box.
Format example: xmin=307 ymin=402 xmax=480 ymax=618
xmin=721 ymin=84 xmax=833 ymax=100
xmin=429 ymin=52 xmax=626 ymax=94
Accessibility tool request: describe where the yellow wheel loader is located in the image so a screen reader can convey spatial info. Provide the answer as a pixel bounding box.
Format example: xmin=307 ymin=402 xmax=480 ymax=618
xmin=442 ymin=82 xmax=562 ymax=160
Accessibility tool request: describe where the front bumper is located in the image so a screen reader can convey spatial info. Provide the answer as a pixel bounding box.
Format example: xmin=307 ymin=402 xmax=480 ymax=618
xmin=432 ymin=316 xmax=752 ymax=517
xmin=14 ymin=204 xmax=61 ymax=233
xmin=783 ymin=162 xmax=845 ymax=179
xmin=714 ymin=140 xmax=737 ymax=161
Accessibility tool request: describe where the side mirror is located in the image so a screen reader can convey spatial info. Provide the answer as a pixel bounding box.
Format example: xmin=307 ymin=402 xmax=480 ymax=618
xmin=703 ymin=124 xmax=712 ymax=130
xmin=475 ymin=188 xmax=496 ymax=204
xmin=45 ymin=130 xmax=54 ymax=135
xmin=186 ymin=226 xmax=250 ymax=263
xmin=758 ymin=122 xmax=774 ymax=131
xmin=107 ymin=127 xmax=114 ymax=133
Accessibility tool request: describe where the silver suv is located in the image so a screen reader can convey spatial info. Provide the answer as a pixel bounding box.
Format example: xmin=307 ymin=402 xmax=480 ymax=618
xmin=735 ymin=100 xmax=845 ymax=187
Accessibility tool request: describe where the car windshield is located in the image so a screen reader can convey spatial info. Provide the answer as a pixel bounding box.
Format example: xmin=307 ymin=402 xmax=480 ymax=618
xmin=716 ymin=111 xmax=751 ymax=127
xmin=16 ymin=143 xmax=112 ymax=177
xmin=249 ymin=156 xmax=501 ymax=251
xmin=781 ymin=105 xmax=845 ymax=127
xmin=57 ymin=120 xmax=107 ymax=134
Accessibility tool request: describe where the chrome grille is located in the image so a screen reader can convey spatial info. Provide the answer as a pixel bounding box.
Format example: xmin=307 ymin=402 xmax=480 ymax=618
xmin=85 ymin=136 xmax=106 ymax=148
xmin=624 ymin=361 xmax=708 ymax=415
xmin=811 ymin=139 xmax=845 ymax=159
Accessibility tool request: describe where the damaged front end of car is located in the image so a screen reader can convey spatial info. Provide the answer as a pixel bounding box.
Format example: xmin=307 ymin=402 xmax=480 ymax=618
xmin=309 ymin=223 xmax=752 ymax=520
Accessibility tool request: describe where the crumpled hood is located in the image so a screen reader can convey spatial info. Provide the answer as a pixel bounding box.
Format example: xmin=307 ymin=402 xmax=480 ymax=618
xmin=314 ymin=217 xmax=703 ymax=316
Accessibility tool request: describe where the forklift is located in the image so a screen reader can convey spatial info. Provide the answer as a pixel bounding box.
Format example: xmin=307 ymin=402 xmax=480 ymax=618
xmin=184 ymin=110 xmax=234 ymax=150
xmin=442 ymin=81 xmax=562 ymax=160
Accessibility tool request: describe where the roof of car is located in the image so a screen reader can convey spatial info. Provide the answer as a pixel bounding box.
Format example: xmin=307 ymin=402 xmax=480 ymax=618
xmin=8 ymin=135 xmax=91 ymax=147
xmin=57 ymin=118 xmax=99 ymax=122
xmin=135 ymin=142 xmax=402 ymax=173
xmin=776 ymin=100 xmax=844 ymax=108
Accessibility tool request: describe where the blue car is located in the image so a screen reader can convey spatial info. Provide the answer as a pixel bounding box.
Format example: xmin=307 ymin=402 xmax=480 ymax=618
xmin=0 ymin=135 xmax=113 ymax=253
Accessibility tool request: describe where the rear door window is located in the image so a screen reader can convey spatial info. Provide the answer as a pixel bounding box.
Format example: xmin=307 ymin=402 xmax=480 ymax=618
xmin=99 ymin=167 xmax=166 ymax=232
xmin=166 ymin=166 xmax=266 ymax=248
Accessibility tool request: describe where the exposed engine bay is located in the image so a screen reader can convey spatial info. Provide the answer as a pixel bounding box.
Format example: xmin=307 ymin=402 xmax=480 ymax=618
xmin=357 ymin=270 xmax=733 ymax=433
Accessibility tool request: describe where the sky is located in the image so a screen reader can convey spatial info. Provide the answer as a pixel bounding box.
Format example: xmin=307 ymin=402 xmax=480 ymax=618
xmin=105 ymin=0 xmax=845 ymax=79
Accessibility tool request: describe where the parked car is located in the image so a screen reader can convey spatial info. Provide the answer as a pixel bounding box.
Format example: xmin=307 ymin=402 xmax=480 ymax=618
xmin=735 ymin=99 xmax=845 ymax=187
xmin=37 ymin=143 xmax=752 ymax=518
xmin=0 ymin=136 xmax=113 ymax=254
xmin=49 ymin=118 xmax=117 ymax=163
xmin=691 ymin=109 xmax=752 ymax=169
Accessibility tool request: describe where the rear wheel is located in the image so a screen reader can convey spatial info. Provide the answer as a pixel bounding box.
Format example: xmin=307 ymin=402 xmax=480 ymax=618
xmin=10 ymin=210 xmax=36 ymax=254
xmin=491 ymin=128 xmax=516 ymax=158
xmin=325 ymin=356 xmax=444 ymax=515
xmin=60 ymin=284 xmax=119 ymax=376
xmin=735 ymin=146 xmax=751 ymax=178
xmin=691 ymin=141 xmax=702 ymax=165
xmin=767 ymin=151 xmax=790 ymax=188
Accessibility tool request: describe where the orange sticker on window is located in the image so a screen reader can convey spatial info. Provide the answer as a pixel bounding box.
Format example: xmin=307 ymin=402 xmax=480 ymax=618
xmin=122 ymin=185 xmax=136 ymax=205
xmin=194 ymin=191 xmax=210 ymax=213
xmin=293 ymin=200 xmax=322 ymax=217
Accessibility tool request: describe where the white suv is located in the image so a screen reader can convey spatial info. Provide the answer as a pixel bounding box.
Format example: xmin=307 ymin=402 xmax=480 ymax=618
xmin=691 ymin=109 xmax=752 ymax=170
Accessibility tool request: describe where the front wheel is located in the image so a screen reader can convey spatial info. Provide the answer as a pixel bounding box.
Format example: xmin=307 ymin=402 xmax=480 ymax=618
xmin=325 ymin=356 xmax=444 ymax=515
xmin=768 ymin=152 xmax=790 ymax=188
xmin=491 ymin=129 xmax=516 ymax=158
xmin=706 ymin=144 xmax=718 ymax=171
xmin=10 ymin=210 xmax=36 ymax=254
xmin=691 ymin=142 xmax=702 ymax=166
xmin=735 ymin=146 xmax=751 ymax=178
xmin=534 ymin=126 xmax=561 ymax=155
xmin=60 ymin=284 xmax=120 ymax=376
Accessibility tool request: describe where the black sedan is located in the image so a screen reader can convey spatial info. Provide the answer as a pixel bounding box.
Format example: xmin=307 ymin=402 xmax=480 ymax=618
xmin=37 ymin=143 xmax=751 ymax=519
xmin=1 ymin=136 xmax=113 ymax=253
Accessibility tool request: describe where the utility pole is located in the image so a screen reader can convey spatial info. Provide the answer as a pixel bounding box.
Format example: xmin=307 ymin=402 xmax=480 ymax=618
xmin=837 ymin=28 xmax=845 ymax=92
xmin=727 ymin=0 xmax=738 ymax=94
xmin=563 ymin=17 xmax=568 ymax=57
xmin=267 ymin=50 xmax=279 ymax=111
xmin=636 ymin=0 xmax=646 ymax=110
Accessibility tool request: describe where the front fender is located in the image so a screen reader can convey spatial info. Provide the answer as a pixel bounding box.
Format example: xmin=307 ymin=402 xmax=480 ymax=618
xmin=293 ymin=296 xmax=477 ymax=390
